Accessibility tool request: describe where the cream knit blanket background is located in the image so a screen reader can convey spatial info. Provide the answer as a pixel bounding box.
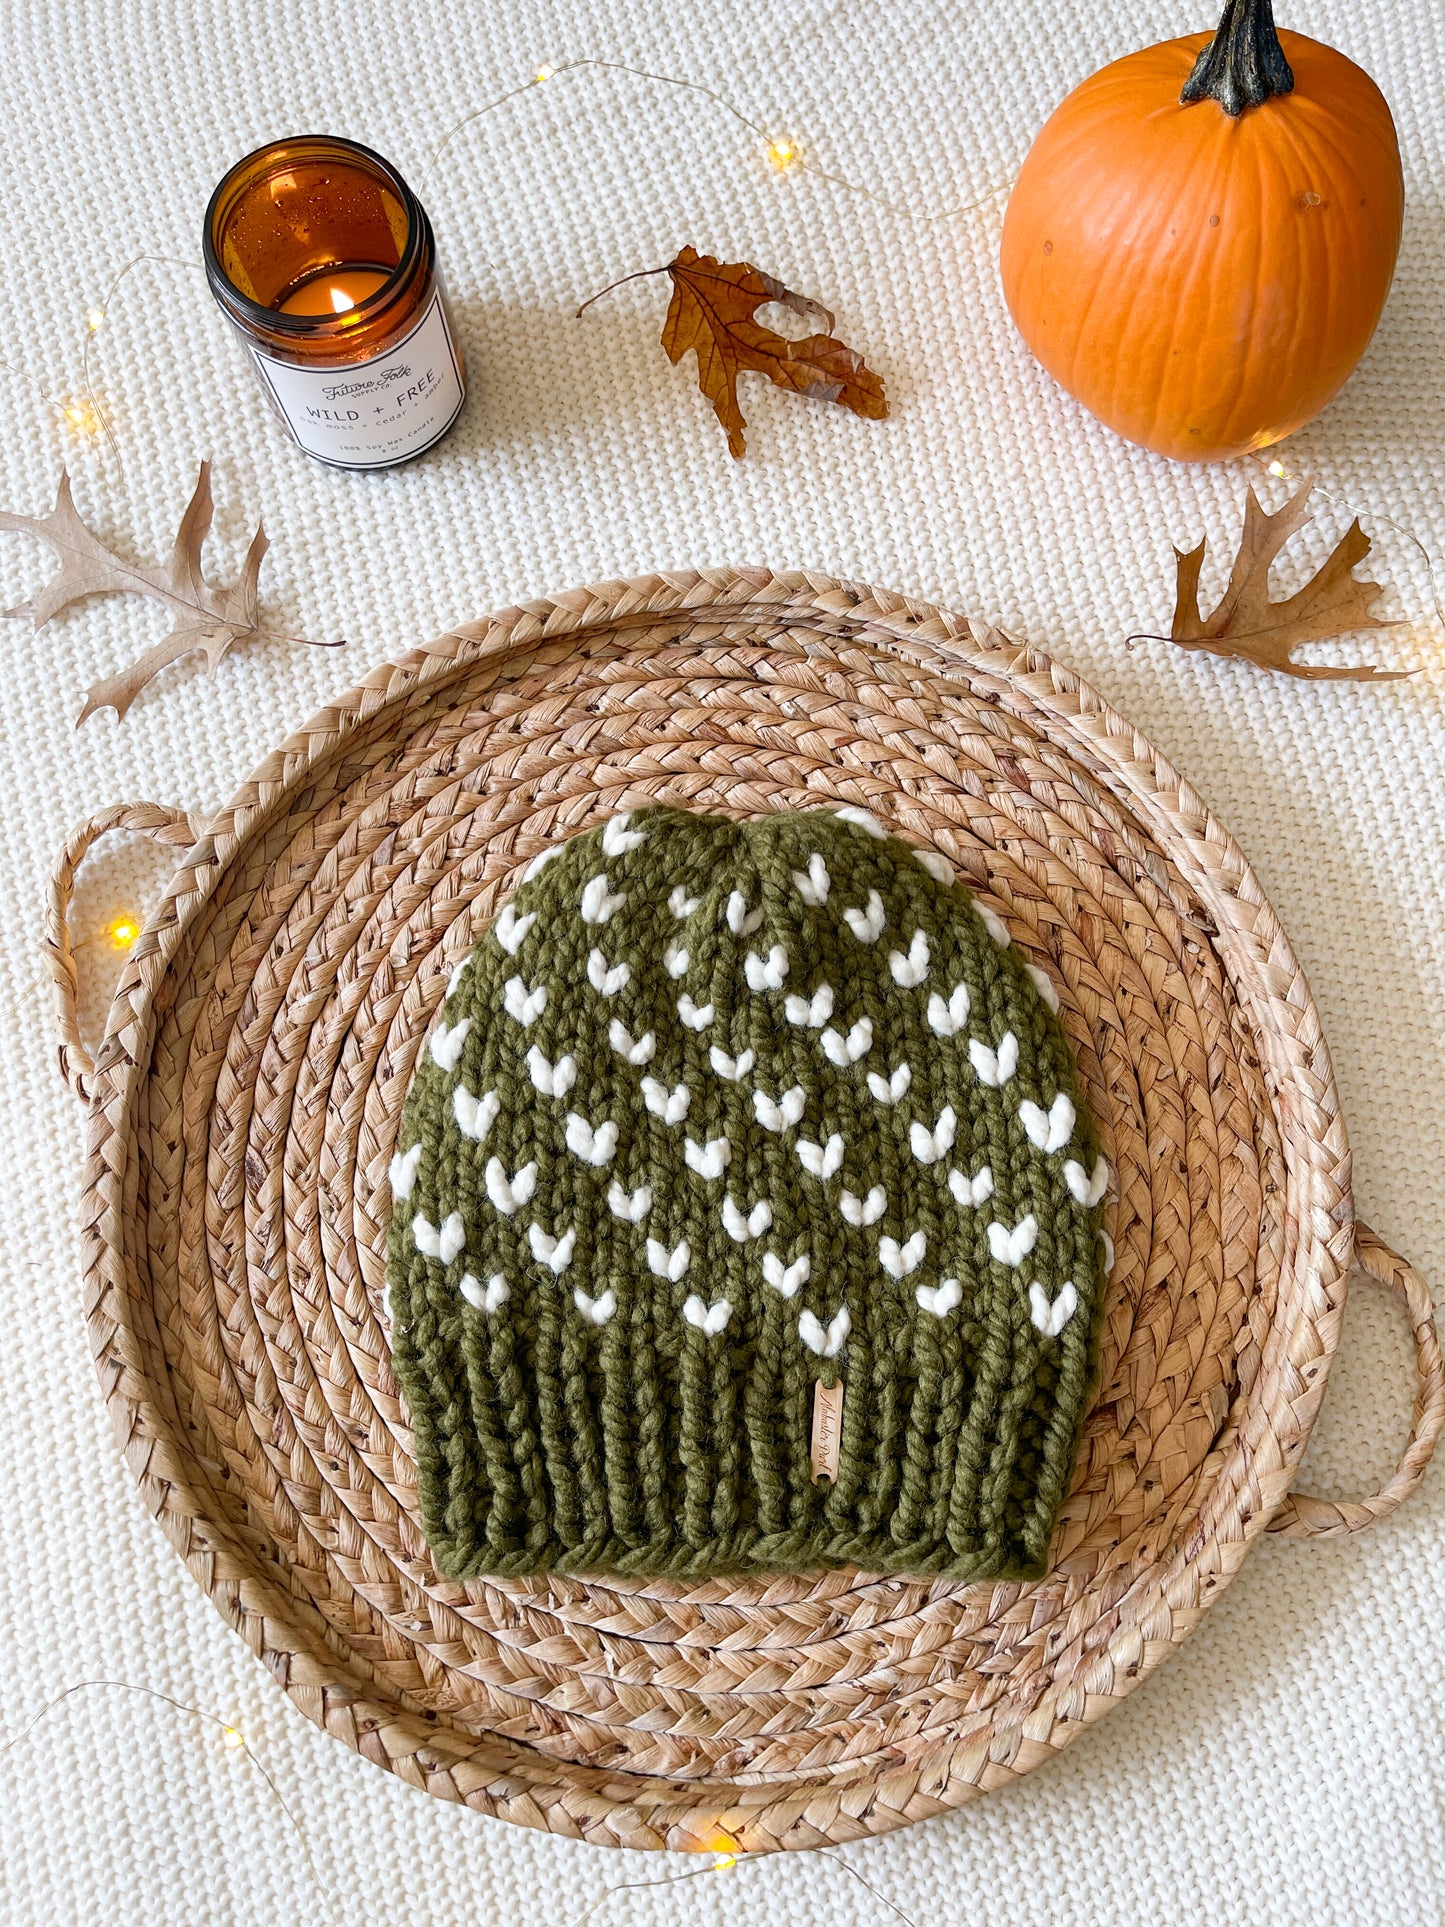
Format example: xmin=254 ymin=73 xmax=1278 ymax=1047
xmin=1 ymin=1 xmax=1442 ymax=1920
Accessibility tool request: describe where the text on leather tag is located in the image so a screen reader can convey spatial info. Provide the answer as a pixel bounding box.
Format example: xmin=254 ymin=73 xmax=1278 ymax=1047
xmin=811 ymin=1379 xmax=844 ymax=1482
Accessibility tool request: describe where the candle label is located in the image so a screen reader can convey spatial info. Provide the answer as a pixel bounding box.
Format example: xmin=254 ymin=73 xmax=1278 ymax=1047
xmin=248 ymin=292 xmax=464 ymax=468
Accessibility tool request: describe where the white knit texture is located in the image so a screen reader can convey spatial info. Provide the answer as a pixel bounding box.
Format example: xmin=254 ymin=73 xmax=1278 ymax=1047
xmin=1 ymin=0 xmax=1443 ymax=1921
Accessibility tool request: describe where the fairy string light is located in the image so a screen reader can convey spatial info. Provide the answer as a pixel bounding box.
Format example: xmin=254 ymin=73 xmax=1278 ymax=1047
xmin=4 ymin=45 xmax=1440 ymax=662
xmin=0 ymin=36 xmax=1432 ymax=1912
xmin=23 ymin=52 xmax=1009 ymax=463
xmin=554 ymin=1835 xmax=929 ymax=1927
xmin=104 ymin=910 xmax=141 ymax=949
xmin=40 ymin=61 xmax=1445 ymax=665
xmin=0 ymin=1679 xmax=928 ymax=1927
xmin=26 ymin=913 xmax=145 ymax=1027
xmin=4 ymin=49 xmax=1432 ymax=1927
xmin=422 ymin=56 xmax=1006 ymax=221
xmin=0 ymin=350 xmax=101 ymax=443
xmin=0 ymin=1680 xmax=342 ymax=1927
xmin=80 ymin=251 xmax=207 ymax=461
xmin=1252 ymin=450 xmax=1445 ymax=637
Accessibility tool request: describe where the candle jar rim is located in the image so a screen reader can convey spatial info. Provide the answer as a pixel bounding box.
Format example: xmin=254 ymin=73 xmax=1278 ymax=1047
xmin=203 ymin=134 xmax=428 ymax=341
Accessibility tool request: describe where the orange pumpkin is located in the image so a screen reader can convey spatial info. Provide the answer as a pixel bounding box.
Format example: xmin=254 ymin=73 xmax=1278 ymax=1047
xmin=999 ymin=0 xmax=1403 ymax=461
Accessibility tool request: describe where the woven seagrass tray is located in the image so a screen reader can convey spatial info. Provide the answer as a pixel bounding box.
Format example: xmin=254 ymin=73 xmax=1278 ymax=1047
xmin=48 ymin=570 xmax=1444 ymax=1853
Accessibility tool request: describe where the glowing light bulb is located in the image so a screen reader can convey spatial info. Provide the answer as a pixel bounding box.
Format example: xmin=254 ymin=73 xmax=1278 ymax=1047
xmin=1267 ymin=459 xmax=1288 ymax=477
xmin=221 ymin=1725 xmax=246 ymax=1750
xmin=764 ymin=136 xmax=801 ymax=172
xmin=60 ymin=400 xmax=103 ymax=441
xmin=86 ymin=308 xmax=106 ymax=333
xmin=535 ymin=63 xmax=555 ymax=82
xmin=106 ymin=913 xmax=140 ymax=950
xmin=701 ymin=1825 xmax=741 ymax=1862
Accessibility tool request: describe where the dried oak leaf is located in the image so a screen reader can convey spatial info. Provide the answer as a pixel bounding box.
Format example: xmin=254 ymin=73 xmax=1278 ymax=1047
xmin=0 ymin=461 xmax=280 ymax=724
xmin=582 ymin=246 xmax=887 ymax=457
xmin=1168 ymin=477 xmax=1403 ymax=680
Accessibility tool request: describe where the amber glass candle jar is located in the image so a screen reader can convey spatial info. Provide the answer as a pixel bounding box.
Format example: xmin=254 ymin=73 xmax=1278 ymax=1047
xmin=204 ymin=136 xmax=465 ymax=470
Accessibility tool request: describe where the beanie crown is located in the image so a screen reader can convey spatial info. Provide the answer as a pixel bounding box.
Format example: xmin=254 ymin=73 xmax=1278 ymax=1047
xmin=387 ymin=804 xmax=1108 ymax=1582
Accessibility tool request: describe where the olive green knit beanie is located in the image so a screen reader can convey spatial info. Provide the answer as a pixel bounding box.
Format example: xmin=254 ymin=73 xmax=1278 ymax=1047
xmin=387 ymin=804 xmax=1109 ymax=1583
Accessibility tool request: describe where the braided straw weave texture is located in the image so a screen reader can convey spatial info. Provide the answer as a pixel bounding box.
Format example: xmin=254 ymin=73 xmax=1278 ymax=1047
xmin=68 ymin=569 xmax=1369 ymax=1851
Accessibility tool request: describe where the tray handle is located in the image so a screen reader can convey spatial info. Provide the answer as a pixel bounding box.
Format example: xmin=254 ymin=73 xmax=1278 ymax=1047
xmin=45 ymin=802 xmax=204 ymax=1105
xmin=1271 ymin=1222 xmax=1445 ymax=1538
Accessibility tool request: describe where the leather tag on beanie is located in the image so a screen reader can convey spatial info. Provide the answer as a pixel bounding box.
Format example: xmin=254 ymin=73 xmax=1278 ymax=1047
xmin=811 ymin=1380 xmax=844 ymax=1483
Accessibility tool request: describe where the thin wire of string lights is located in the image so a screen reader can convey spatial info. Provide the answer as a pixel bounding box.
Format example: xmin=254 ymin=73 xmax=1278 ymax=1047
xmin=0 ymin=1678 xmax=931 ymax=1927
xmin=9 ymin=54 xmax=1433 ymax=658
xmin=20 ymin=54 xmax=1008 ymax=465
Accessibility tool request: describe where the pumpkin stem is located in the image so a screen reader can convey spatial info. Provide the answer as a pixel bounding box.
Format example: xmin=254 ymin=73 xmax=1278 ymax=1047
xmin=1180 ymin=0 xmax=1295 ymax=115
